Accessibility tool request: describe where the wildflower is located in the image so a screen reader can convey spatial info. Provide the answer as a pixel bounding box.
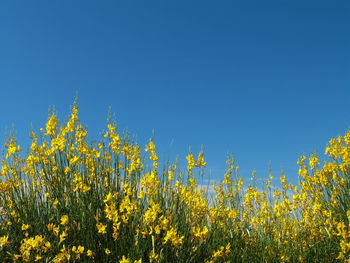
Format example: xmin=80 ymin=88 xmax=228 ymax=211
xmin=144 ymin=200 xmax=161 ymax=225
xmin=52 ymin=245 xmax=71 ymax=263
xmin=168 ymin=170 xmax=174 ymax=180
xmin=189 ymin=177 xmax=197 ymax=188
xmin=64 ymin=166 xmax=70 ymax=174
xmin=47 ymin=223 xmax=59 ymax=235
xmin=186 ymin=153 xmax=196 ymax=175
xmin=105 ymin=124 xmax=122 ymax=154
xmin=0 ymin=235 xmax=10 ymax=246
xmin=212 ymin=247 xmax=224 ymax=260
xmin=120 ymin=256 xmax=130 ymax=263
xmin=60 ymin=215 xmax=69 ymax=225
xmin=139 ymin=171 xmax=160 ymax=197
xmin=72 ymin=245 xmax=84 ymax=254
xmin=96 ymin=223 xmax=107 ymax=234
xmin=53 ymin=198 xmax=59 ymax=208
xmin=149 ymin=251 xmax=159 ymax=261
xmin=192 ymin=226 xmax=208 ymax=241
xmin=309 ymin=155 xmax=320 ymax=170
xmin=45 ymin=114 xmax=58 ymax=136
xmin=281 ymin=254 xmax=290 ymax=262
xmin=104 ymin=192 xmax=114 ymax=203
xmin=44 ymin=241 xmax=51 ymax=251
xmin=196 ymin=151 xmax=206 ymax=167
xmin=59 ymin=231 xmax=68 ymax=243
xmin=145 ymin=138 xmax=158 ymax=169
xmin=211 ymin=243 xmax=231 ymax=261
xmin=163 ymin=227 xmax=184 ymax=247
xmin=6 ymin=143 xmax=21 ymax=159
xmin=21 ymin=224 xmax=30 ymax=231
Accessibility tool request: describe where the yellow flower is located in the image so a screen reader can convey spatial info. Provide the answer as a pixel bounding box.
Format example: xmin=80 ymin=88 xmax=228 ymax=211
xmin=163 ymin=227 xmax=184 ymax=247
xmin=212 ymin=247 xmax=224 ymax=260
xmin=87 ymin=249 xmax=94 ymax=257
xmin=196 ymin=151 xmax=206 ymax=167
xmin=64 ymin=166 xmax=71 ymax=174
xmin=47 ymin=223 xmax=59 ymax=235
xmin=145 ymin=138 xmax=158 ymax=169
xmin=0 ymin=235 xmax=10 ymax=246
xmin=96 ymin=223 xmax=107 ymax=234
xmin=45 ymin=114 xmax=58 ymax=136
xmin=21 ymin=224 xmax=30 ymax=231
xmin=120 ymin=255 xmax=130 ymax=263
xmin=168 ymin=170 xmax=174 ymax=180
xmin=281 ymin=254 xmax=290 ymax=262
xmin=144 ymin=200 xmax=161 ymax=225
xmin=309 ymin=155 xmax=320 ymax=170
xmin=211 ymin=243 xmax=231 ymax=260
xmin=44 ymin=241 xmax=52 ymax=251
xmin=105 ymin=248 xmax=111 ymax=255
xmin=186 ymin=153 xmax=196 ymax=175
xmin=52 ymin=245 xmax=71 ymax=262
xmin=189 ymin=178 xmax=197 ymax=188
xmin=104 ymin=192 xmax=114 ymax=203
xmin=149 ymin=251 xmax=159 ymax=261
xmin=72 ymin=245 xmax=85 ymax=254
xmin=77 ymin=245 xmax=84 ymax=254
xmin=6 ymin=143 xmax=20 ymax=159
xmin=192 ymin=226 xmax=208 ymax=241
xmin=60 ymin=215 xmax=69 ymax=225
xmin=59 ymin=231 xmax=68 ymax=243
xmin=53 ymin=198 xmax=59 ymax=208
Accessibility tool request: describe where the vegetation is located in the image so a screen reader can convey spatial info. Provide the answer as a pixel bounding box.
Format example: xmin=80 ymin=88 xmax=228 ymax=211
xmin=0 ymin=104 xmax=350 ymax=262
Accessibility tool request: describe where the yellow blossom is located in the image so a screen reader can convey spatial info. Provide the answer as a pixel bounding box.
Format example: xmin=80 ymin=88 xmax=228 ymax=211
xmin=21 ymin=224 xmax=30 ymax=231
xmin=0 ymin=235 xmax=10 ymax=246
xmin=120 ymin=255 xmax=130 ymax=263
xmin=60 ymin=215 xmax=69 ymax=225
xmin=96 ymin=223 xmax=107 ymax=234
xmin=45 ymin=114 xmax=59 ymax=136
xmin=59 ymin=231 xmax=68 ymax=243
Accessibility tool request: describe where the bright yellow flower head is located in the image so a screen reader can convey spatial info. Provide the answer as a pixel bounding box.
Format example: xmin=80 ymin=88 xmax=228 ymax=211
xmin=21 ymin=224 xmax=30 ymax=231
xmin=72 ymin=245 xmax=84 ymax=254
xmin=120 ymin=255 xmax=130 ymax=263
xmin=45 ymin=114 xmax=59 ymax=136
xmin=162 ymin=227 xmax=184 ymax=247
xmin=96 ymin=223 xmax=107 ymax=234
xmin=60 ymin=215 xmax=69 ymax=225
xmin=0 ymin=235 xmax=10 ymax=246
xmin=59 ymin=231 xmax=68 ymax=243
xmin=196 ymin=151 xmax=206 ymax=167
xmin=186 ymin=153 xmax=196 ymax=175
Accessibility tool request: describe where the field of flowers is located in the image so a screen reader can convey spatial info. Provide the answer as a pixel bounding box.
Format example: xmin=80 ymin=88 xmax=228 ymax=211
xmin=1 ymin=104 xmax=350 ymax=262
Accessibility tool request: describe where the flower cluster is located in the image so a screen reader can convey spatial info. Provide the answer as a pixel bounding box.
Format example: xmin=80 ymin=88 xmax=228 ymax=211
xmin=0 ymin=104 xmax=350 ymax=262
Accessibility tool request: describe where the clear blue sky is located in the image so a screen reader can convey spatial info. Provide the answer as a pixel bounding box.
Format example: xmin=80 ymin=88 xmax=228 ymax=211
xmin=0 ymin=0 xmax=349 ymax=183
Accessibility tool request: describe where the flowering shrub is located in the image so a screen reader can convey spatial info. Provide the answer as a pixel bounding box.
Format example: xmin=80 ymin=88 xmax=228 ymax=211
xmin=0 ymin=104 xmax=349 ymax=262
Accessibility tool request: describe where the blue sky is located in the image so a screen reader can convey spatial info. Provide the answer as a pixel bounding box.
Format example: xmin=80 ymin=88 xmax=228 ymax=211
xmin=0 ymin=0 xmax=349 ymax=183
